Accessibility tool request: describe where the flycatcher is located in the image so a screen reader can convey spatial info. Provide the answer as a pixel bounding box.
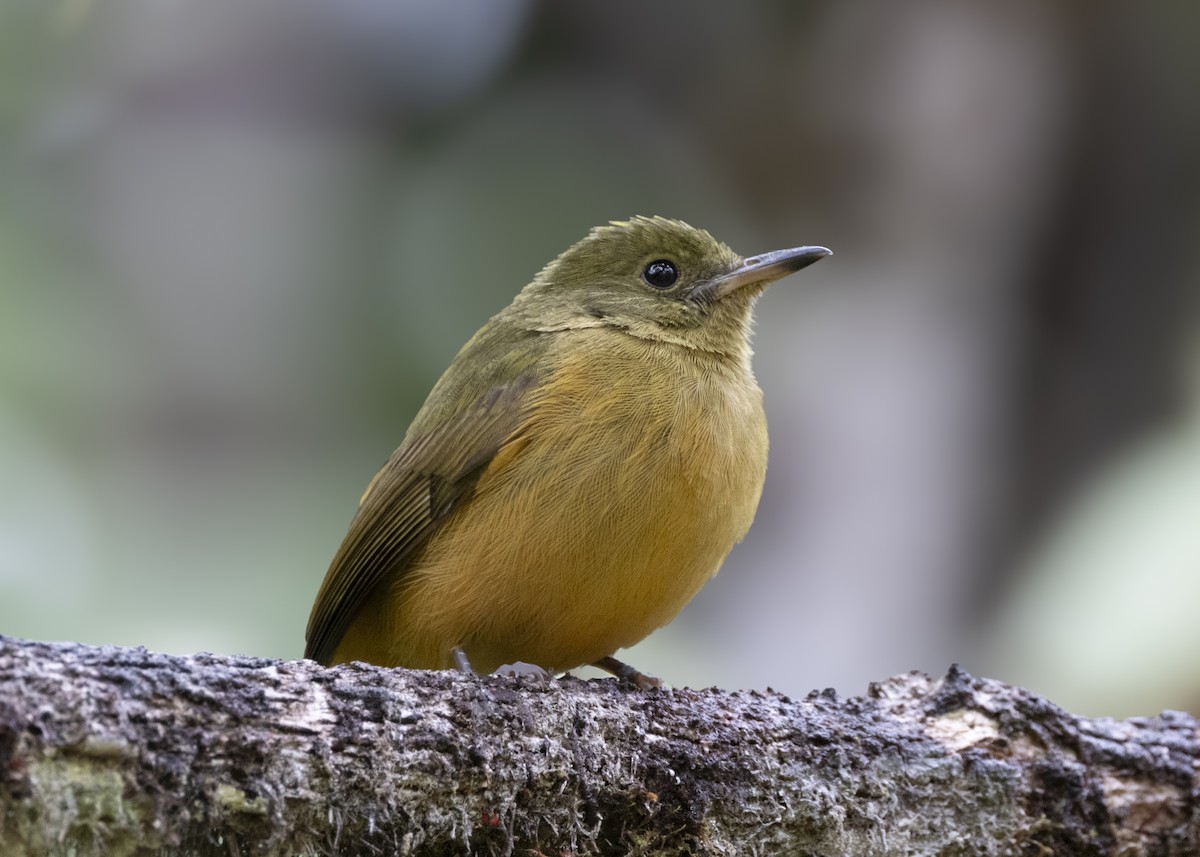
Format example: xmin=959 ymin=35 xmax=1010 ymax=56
xmin=305 ymin=216 xmax=829 ymax=687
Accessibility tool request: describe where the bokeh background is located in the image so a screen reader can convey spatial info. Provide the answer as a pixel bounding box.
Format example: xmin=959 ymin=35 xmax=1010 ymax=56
xmin=2 ymin=1 xmax=1197 ymax=718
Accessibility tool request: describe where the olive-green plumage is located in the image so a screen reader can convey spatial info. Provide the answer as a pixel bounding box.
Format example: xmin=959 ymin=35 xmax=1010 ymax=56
xmin=305 ymin=217 xmax=829 ymax=680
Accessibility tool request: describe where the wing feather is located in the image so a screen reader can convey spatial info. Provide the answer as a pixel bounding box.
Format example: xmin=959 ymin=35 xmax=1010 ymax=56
xmin=304 ymin=365 xmax=540 ymax=664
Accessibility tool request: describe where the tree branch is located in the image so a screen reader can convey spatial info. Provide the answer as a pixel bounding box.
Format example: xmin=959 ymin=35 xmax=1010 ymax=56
xmin=0 ymin=636 xmax=1195 ymax=856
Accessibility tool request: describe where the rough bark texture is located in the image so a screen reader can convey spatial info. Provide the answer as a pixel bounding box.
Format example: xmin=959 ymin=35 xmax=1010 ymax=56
xmin=0 ymin=636 xmax=1196 ymax=856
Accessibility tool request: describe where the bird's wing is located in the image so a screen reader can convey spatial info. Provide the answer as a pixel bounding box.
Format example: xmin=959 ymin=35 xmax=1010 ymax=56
xmin=304 ymin=329 xmax=546 ymax=665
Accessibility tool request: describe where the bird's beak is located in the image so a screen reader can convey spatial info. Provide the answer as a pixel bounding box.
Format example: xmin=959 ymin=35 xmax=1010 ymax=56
xmin=710 ymin=245 xmax=831 ymax=300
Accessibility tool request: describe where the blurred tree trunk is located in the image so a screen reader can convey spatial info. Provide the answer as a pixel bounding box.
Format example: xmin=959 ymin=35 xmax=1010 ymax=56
xmin=1009 ymin=3 xmax=1200 ymax=571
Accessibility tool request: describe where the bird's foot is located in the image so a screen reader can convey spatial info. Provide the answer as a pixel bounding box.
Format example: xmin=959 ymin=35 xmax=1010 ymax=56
xmin=454 ymin=647 xmax=552 ymax=683
xmin=593 ymin=655 xmax=663 ymax=690
xmin=494 ymin=661 xmax=553 ymax=683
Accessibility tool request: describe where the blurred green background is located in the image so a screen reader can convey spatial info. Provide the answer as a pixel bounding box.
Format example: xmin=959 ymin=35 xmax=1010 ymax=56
xmin=1 ymin=1 xmax=1198 ymax=718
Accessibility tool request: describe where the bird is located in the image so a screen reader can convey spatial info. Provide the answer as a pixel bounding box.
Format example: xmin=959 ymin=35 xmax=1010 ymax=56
xmin=305 ymin=216 xmax=829 ymax=687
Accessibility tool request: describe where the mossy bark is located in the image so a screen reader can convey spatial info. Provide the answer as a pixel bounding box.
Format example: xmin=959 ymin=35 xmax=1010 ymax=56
xmin=0 ymin=636 xmax=1195 ymax=856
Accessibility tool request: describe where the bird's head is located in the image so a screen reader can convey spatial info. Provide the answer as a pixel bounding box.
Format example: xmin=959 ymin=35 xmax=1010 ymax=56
xmin=513 ymin=216 xmax=829 ymax=362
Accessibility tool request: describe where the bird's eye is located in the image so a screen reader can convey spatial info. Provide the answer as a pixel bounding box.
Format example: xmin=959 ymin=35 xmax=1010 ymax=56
xmin=642 ymin=259 xmax=679 ymax=289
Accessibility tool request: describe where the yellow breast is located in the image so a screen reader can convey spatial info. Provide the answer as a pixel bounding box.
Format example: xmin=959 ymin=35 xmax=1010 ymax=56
xmin=339 ymin=328 xmax=768 ymax=673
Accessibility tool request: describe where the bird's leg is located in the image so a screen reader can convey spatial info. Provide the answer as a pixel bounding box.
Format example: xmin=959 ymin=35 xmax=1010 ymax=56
xmin=593 ymin=655 xmax=663 ymax=690
xmin=452 ymin=646 xmax=474 ymax=674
